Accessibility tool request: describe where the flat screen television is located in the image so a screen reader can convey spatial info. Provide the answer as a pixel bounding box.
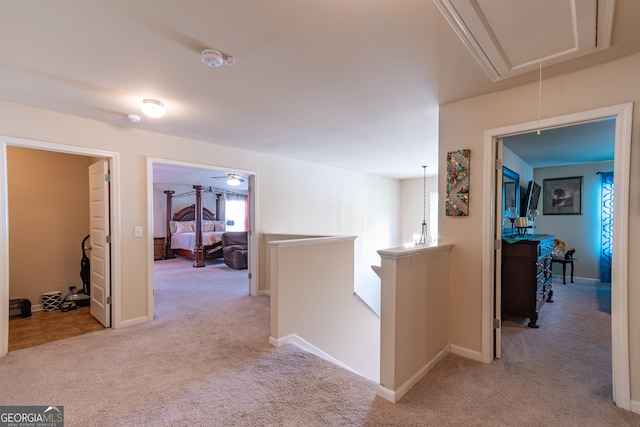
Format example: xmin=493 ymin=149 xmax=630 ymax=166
xmin=523 ymin=180 xmax=542 ymax=215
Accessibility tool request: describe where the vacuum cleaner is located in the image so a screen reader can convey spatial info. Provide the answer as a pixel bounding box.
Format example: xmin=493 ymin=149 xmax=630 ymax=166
xmin=60 ymin=235 xmax=91 ymax=312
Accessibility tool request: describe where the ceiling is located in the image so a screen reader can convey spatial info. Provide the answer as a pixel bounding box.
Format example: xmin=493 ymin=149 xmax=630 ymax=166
xmin=1 ymin=1 xmax=639 ymax=179
xmin=504 ymin=118 xmax=615 ymax=169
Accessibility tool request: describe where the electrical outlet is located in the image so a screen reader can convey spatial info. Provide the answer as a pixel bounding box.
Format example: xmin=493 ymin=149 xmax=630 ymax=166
xmin=134 ymin=226 xmax=143 ymax=238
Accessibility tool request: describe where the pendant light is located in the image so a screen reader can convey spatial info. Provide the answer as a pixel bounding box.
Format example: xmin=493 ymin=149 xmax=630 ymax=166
xmin=418 ymin=165 xmax=428 ymax=245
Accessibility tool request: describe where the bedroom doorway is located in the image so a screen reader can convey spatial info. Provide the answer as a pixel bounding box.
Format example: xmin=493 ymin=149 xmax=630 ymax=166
xmin=482 ymin=102 xmax=632 ymax=410
xmin=0 ymin=135 xmax=121 ymax=357
xmin=147 ymin=158 xmax=258 ymax=321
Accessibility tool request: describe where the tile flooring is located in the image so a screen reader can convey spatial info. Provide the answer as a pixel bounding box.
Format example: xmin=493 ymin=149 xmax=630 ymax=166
xmin=9 ymin=306 xmax=105 ymax=352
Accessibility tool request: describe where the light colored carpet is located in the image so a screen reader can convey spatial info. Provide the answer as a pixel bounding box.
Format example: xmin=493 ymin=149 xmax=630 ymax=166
xmin=1 ymin=260 xmax=639 ymax=426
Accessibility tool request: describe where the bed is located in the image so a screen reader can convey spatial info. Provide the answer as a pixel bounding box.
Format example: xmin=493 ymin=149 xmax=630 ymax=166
xmin=164 ymin=185 xmax=225 ymax=267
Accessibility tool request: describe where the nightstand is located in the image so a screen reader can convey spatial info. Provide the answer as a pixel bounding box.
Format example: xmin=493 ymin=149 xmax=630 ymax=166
xmin=154 ymin=237 xmax=166 ymax=260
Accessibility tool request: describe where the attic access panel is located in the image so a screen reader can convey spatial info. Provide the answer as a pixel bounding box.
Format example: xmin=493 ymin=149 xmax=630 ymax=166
xmin=434 ymin=0 xmax=614 ymax=81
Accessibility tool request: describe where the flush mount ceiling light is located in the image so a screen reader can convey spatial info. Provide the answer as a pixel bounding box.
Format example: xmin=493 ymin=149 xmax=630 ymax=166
xmin=201 ymin=49 xmax=236 ymax=67
xmin=141 ymin=99 xmax=166 ymax=118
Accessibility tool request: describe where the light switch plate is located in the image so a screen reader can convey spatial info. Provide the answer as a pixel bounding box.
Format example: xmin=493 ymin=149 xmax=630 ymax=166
xmin=134 ymin=226 xmax=143 ymax=238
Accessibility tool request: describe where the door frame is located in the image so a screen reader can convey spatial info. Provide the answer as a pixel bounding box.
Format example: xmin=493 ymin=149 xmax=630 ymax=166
xmin=146 ymin=157 xmax=259 ymax=319
xmin=481 ymin=102 xmax=633 ymax=410
xmin=0 ymin=135 xmax=121 ymax=357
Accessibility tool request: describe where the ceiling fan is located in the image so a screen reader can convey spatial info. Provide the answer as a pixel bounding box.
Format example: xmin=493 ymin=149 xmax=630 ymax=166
xmin=211 ymin=173 xmax=245 ymax=187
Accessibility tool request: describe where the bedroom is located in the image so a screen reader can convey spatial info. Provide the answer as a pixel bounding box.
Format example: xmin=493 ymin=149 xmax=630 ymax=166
xmin=151 ymin=163 xmax=251 ymax=273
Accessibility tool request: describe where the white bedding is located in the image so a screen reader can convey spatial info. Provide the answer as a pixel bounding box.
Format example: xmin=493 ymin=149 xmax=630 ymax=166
xmin=171 ymin=231 xmax=224 ymax=251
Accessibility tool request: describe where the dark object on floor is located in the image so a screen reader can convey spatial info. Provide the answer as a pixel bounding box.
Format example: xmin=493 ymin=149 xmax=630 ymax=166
xmin=60 ymin=301 xmax=78 ymax=312
xmin=9 ymin=298 xmax=31 ymax=318
xmin=222 ymin=231 xmax=248 ymax=270
xmin=80 ymin=234 xmax=91 ymax=295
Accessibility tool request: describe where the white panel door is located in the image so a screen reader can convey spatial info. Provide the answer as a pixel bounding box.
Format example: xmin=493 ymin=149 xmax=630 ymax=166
xmin=89 ymin=160 xmax=111 ymax=327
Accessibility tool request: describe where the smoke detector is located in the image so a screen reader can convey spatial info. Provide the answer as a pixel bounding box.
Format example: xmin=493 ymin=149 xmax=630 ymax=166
xmin=201 ymin=49 xmax=235 ymax=67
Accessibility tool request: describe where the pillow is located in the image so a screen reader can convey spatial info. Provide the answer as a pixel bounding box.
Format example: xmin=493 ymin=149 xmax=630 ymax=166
xmin=202 ymin=220 xmax=215 ymax=232
xmin=214 ymin=221 xmax=226 ymax=232
xmin=175 ymin=221 xmax=194 ymax=234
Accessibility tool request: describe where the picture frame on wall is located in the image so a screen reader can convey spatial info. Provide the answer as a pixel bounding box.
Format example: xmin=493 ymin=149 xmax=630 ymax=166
xmin=542 ymin=176 xmax=583 ymax=215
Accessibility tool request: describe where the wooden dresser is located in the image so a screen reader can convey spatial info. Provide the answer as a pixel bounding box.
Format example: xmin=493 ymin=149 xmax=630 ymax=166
xmin=501 ymin=234 xmax=554 ymax=328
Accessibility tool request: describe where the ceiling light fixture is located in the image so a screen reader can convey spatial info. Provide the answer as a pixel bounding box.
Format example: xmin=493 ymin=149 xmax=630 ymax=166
xmin=418 ymin=165 xmax=428 ymax=245
xmin=141 ymin=99 xmax=166 ymax=118
xmin=201 ymin=49 xmax=236 ymax=67
xmin=226 ymin=175 xmax=241 ymax=186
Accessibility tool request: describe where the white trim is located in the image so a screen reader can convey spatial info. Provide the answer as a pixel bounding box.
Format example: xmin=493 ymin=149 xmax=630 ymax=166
xmin=118 ymin=315 xmax=152 ymax=329
xmin=377 ymin=344 xmax=450 ymax=403
xmin=481 ymin=102 xmax=632 ymax=410
xmin=377 ymin=241 xmax=453 ymax=260
xmin=450 ymin=344 xmax=482 ymax=362
xmin=631 ymin=399 xmax=640 ymax=415
xmin=0 ymin=135 xmax=122 ymax=357
xmin=268 ymin=235 xmax=356 ymax=248
xmin=269 ymin=333 xmax=363 ymax=378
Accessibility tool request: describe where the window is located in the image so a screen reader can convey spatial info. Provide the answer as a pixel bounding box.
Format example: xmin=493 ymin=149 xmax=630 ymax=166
xmin=225 ymin=198 xmax=246 ymax=231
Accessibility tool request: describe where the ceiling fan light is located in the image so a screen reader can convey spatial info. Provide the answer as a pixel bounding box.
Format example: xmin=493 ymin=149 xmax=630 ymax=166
xmin=141 ymin=99 xmax=166 ymax=118
xmin=226 ymin=176 xmax=241 ymax=186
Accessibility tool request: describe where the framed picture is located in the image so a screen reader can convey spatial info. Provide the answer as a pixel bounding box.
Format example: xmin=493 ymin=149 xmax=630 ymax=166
xmin=543 ymin=176 xmax=583 ymax=215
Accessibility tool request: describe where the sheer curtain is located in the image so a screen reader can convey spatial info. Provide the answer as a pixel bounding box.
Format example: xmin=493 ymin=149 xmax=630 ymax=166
xmin=224 ymin=193 xmax=248 ymax=231
xmin=600 ymin=171 xmax=614 ymax=282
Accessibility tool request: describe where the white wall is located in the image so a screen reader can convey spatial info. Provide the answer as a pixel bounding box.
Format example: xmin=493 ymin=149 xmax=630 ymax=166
xmin=503 ymin=146 xmax=533 ymax=188
xmin=400 ymin=175 xmax=438 ymax=245
xmin=534 ymin=161 xmax=614 ymax=280
xmin=0 ymin=100 xmax=400 ymax=330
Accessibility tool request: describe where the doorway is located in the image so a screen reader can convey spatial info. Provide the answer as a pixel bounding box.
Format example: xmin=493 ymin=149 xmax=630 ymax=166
xmin=0 ymin=135 xmax=121 ymax=357
xmin=146 ymin=158 xmax=258 ymax=321
xmin=481 ymin=102 xmax=633 ymax=410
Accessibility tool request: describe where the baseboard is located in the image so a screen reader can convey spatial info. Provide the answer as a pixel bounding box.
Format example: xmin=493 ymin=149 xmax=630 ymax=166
xmin=377 ymin=344 xmax=450 ymax=403
xmin=118 ymin=315 xmax=151 ymax=329
xmin=269 ymin=334 xmax=360 ymax=377
xmin=450 ymin=343 xmax=483 ymax=362
xmin=259 ymin=289 xmax=271 ymax=296
xmin=630 ymin=398 xmax=640 ymax=415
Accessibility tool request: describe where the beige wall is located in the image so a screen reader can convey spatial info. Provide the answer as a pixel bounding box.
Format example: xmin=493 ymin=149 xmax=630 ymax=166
xmin=0 ymin=100 xmax=399 ymax=327
xmin=378 ymin=244 xmax=451 ymax=401
xmin=439 ymin=53 xmax=640 ymax=404
xmin=270 ymin=237 xmax=380 ymax=381
xmin=7 ymin=147 xmax=92 ymax=307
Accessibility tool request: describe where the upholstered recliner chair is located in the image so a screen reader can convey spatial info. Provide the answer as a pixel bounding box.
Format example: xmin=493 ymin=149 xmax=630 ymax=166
xmin=221 ymin=231 xmax=248 ymax=269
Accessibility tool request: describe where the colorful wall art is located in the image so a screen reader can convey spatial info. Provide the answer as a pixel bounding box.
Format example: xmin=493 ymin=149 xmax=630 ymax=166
xmin=446 ymin=149 xmax=470 ymax=216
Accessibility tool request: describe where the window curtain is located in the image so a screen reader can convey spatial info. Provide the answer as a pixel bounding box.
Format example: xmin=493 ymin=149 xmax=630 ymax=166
xmin=217 ymin=193 xmax=227 ymax=224
xmin=600 ymin=171 xmax=614 ymax=282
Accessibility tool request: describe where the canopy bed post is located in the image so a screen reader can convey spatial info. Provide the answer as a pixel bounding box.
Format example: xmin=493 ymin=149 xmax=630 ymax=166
xmin=192 ymin=185 xmax=205 ymax=268
xmin=164 ymin=190 xmax=175 ymax=259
